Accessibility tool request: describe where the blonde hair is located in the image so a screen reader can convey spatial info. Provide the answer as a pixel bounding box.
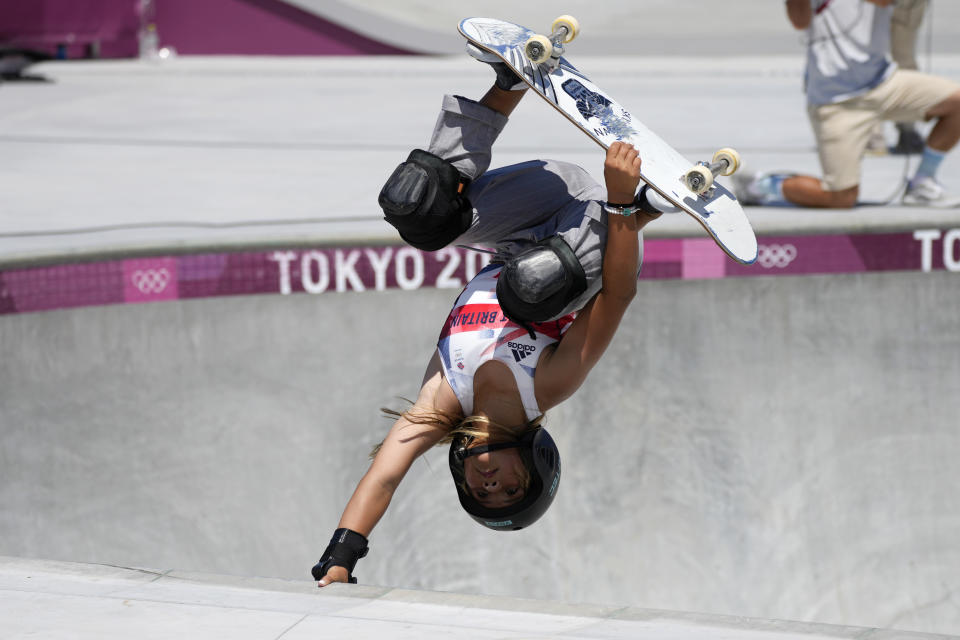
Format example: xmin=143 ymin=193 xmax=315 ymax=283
xmin=373 ymin=404 xmax=537 ymax=496
xmin=370 ymin=400 xmax=543 ymax=461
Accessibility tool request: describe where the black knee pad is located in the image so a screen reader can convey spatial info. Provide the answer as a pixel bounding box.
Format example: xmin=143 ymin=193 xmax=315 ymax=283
xmin=497 ymin=236 xmax=588 ymax=325
xmin=378 ymin=149 xmax=472 ymax=251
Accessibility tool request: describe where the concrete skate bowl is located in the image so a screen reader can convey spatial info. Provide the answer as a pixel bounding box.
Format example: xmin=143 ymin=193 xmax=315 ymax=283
xmin=1 ymin=235 xmax=959 ymax=635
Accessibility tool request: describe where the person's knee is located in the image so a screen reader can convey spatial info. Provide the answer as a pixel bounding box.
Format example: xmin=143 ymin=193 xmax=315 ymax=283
xmin=378 ymin=149 xmax=472 ymax=251
xmin=828 ymin=186 xmax=859 ymax=209
xmin=926 ymin=89 xmax=960 ymax=120
xmin=497 ymin=236 xmax=588 ymax=324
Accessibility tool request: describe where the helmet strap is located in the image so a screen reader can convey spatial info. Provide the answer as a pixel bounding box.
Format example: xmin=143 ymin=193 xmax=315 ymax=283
xmin=455 ymin=440 xmax=522 ymax=461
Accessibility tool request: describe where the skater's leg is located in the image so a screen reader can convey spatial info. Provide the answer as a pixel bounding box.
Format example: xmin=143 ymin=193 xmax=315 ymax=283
xmin=425 ymin=94 xmax=509 ymax=181
xmin=479 ymin=84 xmax=526 ymax=118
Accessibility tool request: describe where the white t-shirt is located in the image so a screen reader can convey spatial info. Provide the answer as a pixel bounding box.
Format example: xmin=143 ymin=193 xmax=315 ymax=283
xmin=436 ymin=265 xmax=575 ymax=421
xmin=802 ymin=0 xmax=896 ymax=105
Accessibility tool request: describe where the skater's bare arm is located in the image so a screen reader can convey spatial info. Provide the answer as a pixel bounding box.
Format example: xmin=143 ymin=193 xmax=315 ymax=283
xmin=317 ymin=353 xmax=459 ymax=585
xmin=536 ymin=143 xmax=649 ymax=407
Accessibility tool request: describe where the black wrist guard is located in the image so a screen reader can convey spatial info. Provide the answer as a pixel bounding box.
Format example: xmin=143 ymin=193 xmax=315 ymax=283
xmin=311 ymin=528 xmax=369 ymax=584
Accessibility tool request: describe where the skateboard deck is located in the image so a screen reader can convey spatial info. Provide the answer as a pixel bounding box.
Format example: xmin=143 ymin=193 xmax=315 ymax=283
xmin=459 ymin=17 xmax=758 ymax=265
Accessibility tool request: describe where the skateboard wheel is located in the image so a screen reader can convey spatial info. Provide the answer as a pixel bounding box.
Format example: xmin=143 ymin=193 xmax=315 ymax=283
xmin=684 ymin=165 xmax=714 ymax=194
xmin=551 ymin=15 xmax=580 ymax=43
xmin=525 ymin=34 xmax=553 ymax=64
xmin=712 ymin=148 xmax=741 ymax=176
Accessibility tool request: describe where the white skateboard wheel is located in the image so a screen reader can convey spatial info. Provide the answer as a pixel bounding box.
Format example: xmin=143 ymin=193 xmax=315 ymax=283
xmin=684 ymin=166 xmax=715 ymax=194
xmin=525 ymin=34 xmax=553 ymax=64
xmin=712 ymin=148 xmax=741 ymax=176
xmin=551 ymin=15 xmax=580 ymax=43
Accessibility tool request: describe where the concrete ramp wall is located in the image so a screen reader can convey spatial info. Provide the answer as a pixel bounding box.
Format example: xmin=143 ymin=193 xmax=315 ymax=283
xmin=1 ymin=270 xmax=959 ymax=635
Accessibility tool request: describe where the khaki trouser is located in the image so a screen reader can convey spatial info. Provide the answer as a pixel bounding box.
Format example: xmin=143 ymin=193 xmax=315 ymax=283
xmin=811 ymin=70 xmax=960 ymax=190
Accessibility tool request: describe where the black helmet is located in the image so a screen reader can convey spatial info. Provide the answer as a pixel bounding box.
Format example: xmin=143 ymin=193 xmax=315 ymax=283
xmin=448 ymin=426 xmax=561 ymax=531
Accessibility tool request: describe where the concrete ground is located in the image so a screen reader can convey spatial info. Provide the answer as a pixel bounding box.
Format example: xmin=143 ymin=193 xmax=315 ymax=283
xmin=4 ymin=557 xmax=954 ymax=640
xmin=2 ymin=4 xmax=960 ymax=638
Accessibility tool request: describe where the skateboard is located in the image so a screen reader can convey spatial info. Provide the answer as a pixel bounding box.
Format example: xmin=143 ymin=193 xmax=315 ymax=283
xmin=459 ymin=16 xmax=758 ymax=265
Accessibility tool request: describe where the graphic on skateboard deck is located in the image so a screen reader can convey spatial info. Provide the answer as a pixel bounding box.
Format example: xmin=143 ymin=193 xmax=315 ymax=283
xmin=459 ymin=16 xmax=758 ymax=265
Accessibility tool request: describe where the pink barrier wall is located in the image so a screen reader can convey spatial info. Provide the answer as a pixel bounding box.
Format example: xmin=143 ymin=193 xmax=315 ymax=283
xmin=0 ymin=0 xmax=414 ymax=59
xmin=3 ymin=229 xmax=959 ymax=315
xmin=155 ymin=0 xmax=412 ymax=55
xmin=0 ymin=0 xmax=139 ymax=58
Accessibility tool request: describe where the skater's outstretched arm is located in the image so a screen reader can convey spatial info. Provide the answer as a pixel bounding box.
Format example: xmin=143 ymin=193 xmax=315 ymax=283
xmin=536 ymin=142 xmax=659 ymax=407
xmin=313 ymin=352 xmax=460 ymax=586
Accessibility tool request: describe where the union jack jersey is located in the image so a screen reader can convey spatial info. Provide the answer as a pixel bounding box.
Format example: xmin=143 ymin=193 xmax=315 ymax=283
xmin=437 ymin=264 xmax=575 ymax=421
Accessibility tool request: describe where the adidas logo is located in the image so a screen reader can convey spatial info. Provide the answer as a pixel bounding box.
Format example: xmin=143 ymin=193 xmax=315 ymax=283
xmin=508 ymin=341 xmax=535 ymax=363
xmin=512 ymin=348 xmax=530 ymax=362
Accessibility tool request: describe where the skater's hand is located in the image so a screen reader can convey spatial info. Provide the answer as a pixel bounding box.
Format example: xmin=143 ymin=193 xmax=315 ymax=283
xmin=604 ymin=142 xmax=643 ymax=205
xmin=316 ymin=565 xmax=351 ymax=587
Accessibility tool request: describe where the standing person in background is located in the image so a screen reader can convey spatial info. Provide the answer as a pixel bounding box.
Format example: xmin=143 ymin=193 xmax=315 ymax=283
xmin=890 ymin=0 xmax=930 ymax=153
xmin=735 ymin=0 xmax=960 ymax=208
xmin=867 ymin=0 xmax=929 ymax=154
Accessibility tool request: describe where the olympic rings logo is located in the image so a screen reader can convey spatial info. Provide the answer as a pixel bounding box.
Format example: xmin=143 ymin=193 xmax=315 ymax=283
xmin=131 ymin=268 xmax=171 ymax=294
xmin=757 ymin=244 xmax=798 ymax=269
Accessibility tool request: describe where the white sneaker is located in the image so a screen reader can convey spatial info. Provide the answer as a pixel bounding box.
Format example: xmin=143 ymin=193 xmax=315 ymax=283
xmin=643 ymin=186 xmax=682 ymax=213
xmin=465 ymin=42 xmax=500 ymax=64
xmin=903 ymin=177 xmax=960 ymax=208
xmin=465 ymin=43 xmax=526 ymax=91
xmin=731 ymin=171 xmax=760 ymax=204
xmin=732 ymin=170 xmax=781 ymax=205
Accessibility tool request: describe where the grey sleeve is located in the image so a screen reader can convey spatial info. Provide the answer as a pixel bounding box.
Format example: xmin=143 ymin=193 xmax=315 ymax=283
xmin=426 ymin=95 xmax=509 ymax=181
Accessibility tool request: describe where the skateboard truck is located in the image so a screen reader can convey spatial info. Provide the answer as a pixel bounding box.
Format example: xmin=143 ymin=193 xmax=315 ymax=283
xmin=682 ymin=148 xmax=741 ymax=198
xmin=525 ymin=15 xmax=580 ymax=70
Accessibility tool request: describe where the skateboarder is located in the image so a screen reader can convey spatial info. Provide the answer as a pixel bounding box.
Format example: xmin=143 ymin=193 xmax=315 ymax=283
xmin=312 ymin=50 xmax=675 ymax=587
